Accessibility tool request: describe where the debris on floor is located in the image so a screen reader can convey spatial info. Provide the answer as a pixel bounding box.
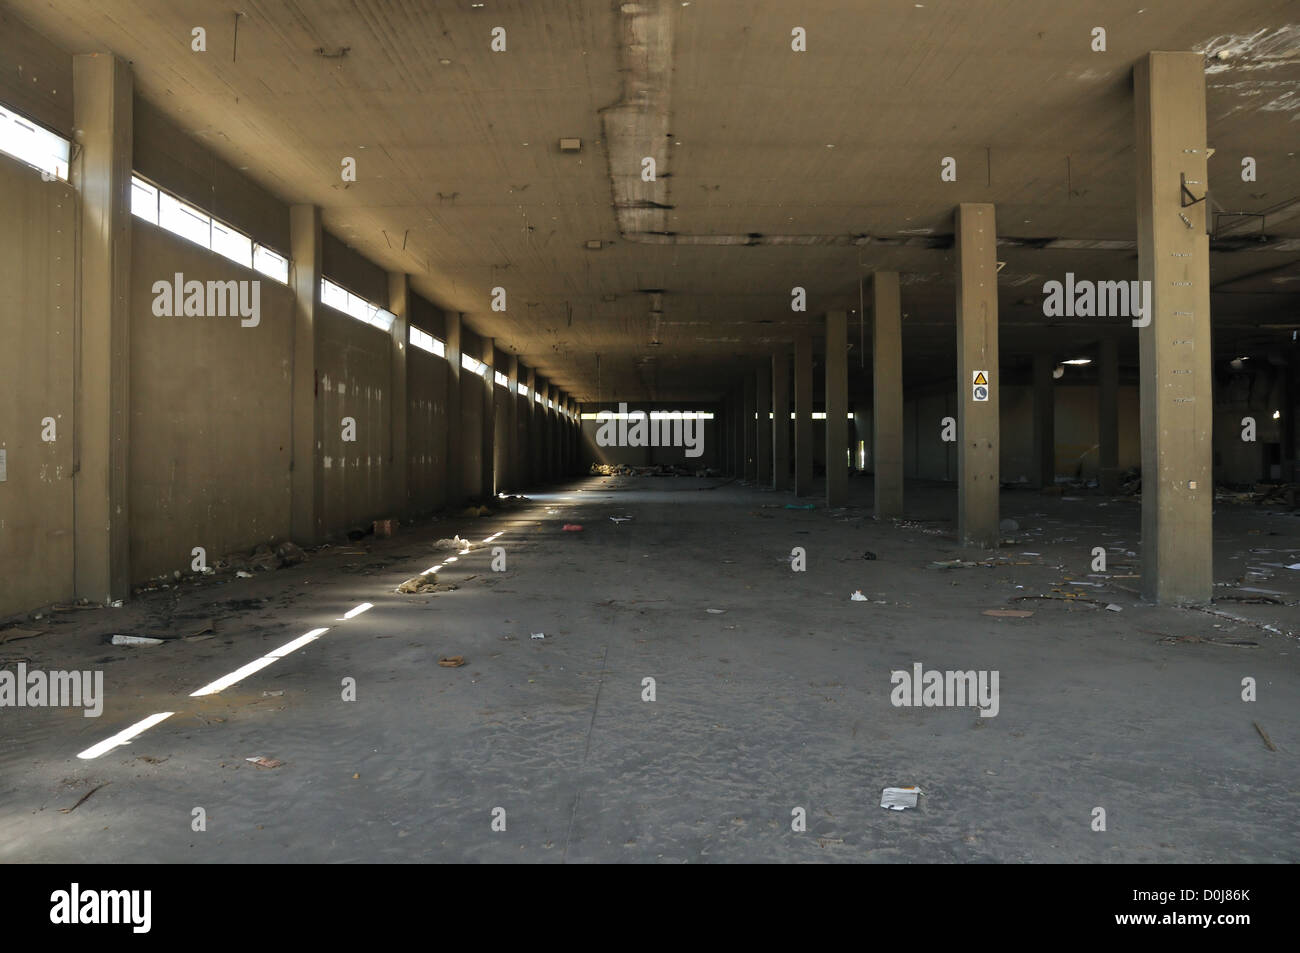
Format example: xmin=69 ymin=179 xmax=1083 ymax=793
xmin=784 ymin=503 xmax=815 ymax=510
xmin=530 ymin=632 xmax=545 ymax=639
xmin=0 ymin=626 xmax=46 ymax=644
xmin=59 ymin=782 xmax=109 ymax=814
xmin=1106 ymin=603 xmax=1123 ymax=612
xmin=1254 ymin=721 xmax=1278 ymax=752
xmin=880 ymin=786 xmax=922 ymax=811
xmin=110 ymin=635 xmax=165 ymax=646
xmin=609 ymin=516 xmax=632 ymax=524
xmin=562 ymin=524 xmax=583 ymax=532
xmin=246 ymin=757 xmax=283 ymax=769
xmin=438 ymin=655 xmax=466 ymax=667
xmin=434 ymin=536 xmax=469 ymax=550
xmin=982 ymin=608 xmax=1033 ymax=618
xmin=706 ymin=608 xmax=725 ymax=614
xmin=863 ymin=551 xmax=877 ymax=560
xmin=850 ymin=590 xmax=868 ymax=601
xmin=262 ymin=690 xmax=284 ymax=697
xmin=396 ymin=575 xmax=438 ymax=594
xmin=461 ymin=505 xmax=493 ymax=517
xmin=929 ymin=559 xmax=978 ymax=570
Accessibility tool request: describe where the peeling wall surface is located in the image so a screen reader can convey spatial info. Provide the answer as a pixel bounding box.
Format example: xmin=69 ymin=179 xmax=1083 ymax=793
xmin=0 ymin=155 xmax=77 ymax=617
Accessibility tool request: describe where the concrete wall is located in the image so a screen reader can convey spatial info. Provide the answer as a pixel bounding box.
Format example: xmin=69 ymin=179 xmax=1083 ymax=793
xmin=0 ymin=156 xmax=77 ymax=617
xmin=407 ymin=345 xmax=448 ymax=509
xmin=318 ymin=306 xmax=391 ymax=534
xmin=460 ymin=370 xmax=484 ymax=498
xmin=129 ymin=223 xmax=295 ymax=582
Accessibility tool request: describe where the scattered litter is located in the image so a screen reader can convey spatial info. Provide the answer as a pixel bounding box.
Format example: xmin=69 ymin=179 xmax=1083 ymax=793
xmin=438 ymin=655 xmax=466 ymax=667
xmin=880 ymin=786 xmax=922 ymax=811
xmin=111 ymin=635 xmax=165 ymax=646
xmin=236 ymin=571 xmax=252 ymax=578
xmin=784 ymin=504 xmax=815 ymax=510
xmin=184 ymin=635 xmax=215 ymax=644
xmin=609 ymin=516 xmax=632 ymax=524
xmin=850 ymin=591 xmax=868 ymax=602
xmin=136 ymin=755 xmax=169 ymax=765
xmin=262 ymin=690 xmax=284 ymax=698
xmin=352 ymin=773 xmax=360 ymax=779
xmin=530 ymin=632 xmax=546 ymax=640
xmin=863 ymin=551 xmax=877 ymax=560
xmin=0 ymin=627 xmax=46 ymax=645
xmin=706 ymin=608 xmax=725 ymax=614
xmin=434 ymin=536 xmax=469 ymax=551
xmin=1156 ymin=634 xmax=1259 ymax=648
xmin=562 ymin=524 xmax=583 ymax=532
xmin=59 ymin=782 xmax=109 ymax=814
xmin=1106 ymin=604 xmax=1122 ymax=612
xmin=1288 ymin=563 xmax=1300 ymax=571
xmin=188 ymin=619 xmax=215 ymax=638
xmin=246 ymin=757 xmax=283 ymax=769
xmin=1021 ymin=552 xmax=1041 ymax=556
xmin=982 ymin=609 xmax=1033 ymax=618
xmin=397 ymin=575 xmax=438 ymax=594
xmin=461 ymin=505 xmax=493 ymax=517
xmin=1254 ymin=721 xmax=1278 ymax=752
xmin=930 ymin=559 xmax=977 ymax=570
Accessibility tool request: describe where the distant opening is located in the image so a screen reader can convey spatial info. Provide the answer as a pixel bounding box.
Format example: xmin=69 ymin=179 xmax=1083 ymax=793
xmin=409 ymin=325 xmax=445 ymax=357
xmin=0 ymin=102 xmax=69 ymax=180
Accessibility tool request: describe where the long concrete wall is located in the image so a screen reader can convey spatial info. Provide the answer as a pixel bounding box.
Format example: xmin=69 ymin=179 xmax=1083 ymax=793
xmin=129 ymin=223 xmax=295 ymax=582
xmin=0 ymin=155 xmax=77 ymax=617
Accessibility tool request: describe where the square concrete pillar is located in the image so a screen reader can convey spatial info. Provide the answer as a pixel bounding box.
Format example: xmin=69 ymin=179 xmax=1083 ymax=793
xmin=505 ymin=354 xmax=520 ymax=490
xmin=1098 ymin=336 xmax=1120 ymax=494
xmin=480 ymin=337 xmax=495 ymax=499
xmin=772 ymin=350 xmax=791 ymax=490
xmin=1032 ymin=352 xmax=1056 ymax=490
xmin=72 ymin=53 xmax=133 ymax=602
xmin=743 ymin=372 xmax=757 ymax=481
xmin=794 ymin=331 xmax=814 ymax=496
xmin=445 ymin=313 xmax=463 ymax=503
xmin=955 ymin=203 xmax=1000 ymax=548
xmin=872 ymin=272 xmax=904 ymax=518
xmin=1135 ymin=52 xmax=1213 ymax=604
xmin=387 ymin=273 xmax=410 ymax=515
xmin=524 ymin=366 xmax=537 ymax=485
xmin=756 ymin=359 xmax=773 ymax=485
xmin=825 ymin=311 xmax=849 ymax=505
xmin=289 ymin=204 xmax=324 ymax=543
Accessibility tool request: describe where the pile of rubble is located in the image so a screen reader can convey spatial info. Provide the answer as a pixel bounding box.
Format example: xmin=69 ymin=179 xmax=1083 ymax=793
xmin=590 ymin=462 xmax=721 ymax=478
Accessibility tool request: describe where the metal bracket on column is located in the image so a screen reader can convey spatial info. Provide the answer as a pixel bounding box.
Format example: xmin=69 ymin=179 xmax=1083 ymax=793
xmin=1180 ymin=172 xmax=1206 ymax=208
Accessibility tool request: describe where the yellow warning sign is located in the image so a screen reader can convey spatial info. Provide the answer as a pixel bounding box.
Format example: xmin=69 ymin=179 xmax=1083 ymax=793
xmin=973 ymin=371 xmax=988 ymax=386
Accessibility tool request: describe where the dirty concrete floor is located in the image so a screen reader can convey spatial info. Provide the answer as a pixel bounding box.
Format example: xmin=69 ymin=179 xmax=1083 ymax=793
xmin=2 ymin=476 xmax=1297 ymax=863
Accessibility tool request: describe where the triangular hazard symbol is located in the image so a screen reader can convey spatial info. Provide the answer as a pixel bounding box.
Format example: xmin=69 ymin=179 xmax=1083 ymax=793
xmin=974 ymin=371 xmax=988 ymax=386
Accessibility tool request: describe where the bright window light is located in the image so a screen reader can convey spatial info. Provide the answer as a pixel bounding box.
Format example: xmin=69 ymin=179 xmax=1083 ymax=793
xmin=518 ymin=383 xmax=529 ymax=396
xmin=321 ymin=278 xmax=394 ymax=331
xmin=535 ymin=391 xmax=544 ymax=404
xmin=131 ymin=174 xmax=288 ymax=284
xmin=253 ymin=245 xmax=289 ymax=283
xmin=411 ymin=325 xmax=446 ymax=356
xmin=1063 ymin=358 xmax=1092 ymax=366
xmin=461 ymin=353 xmax=487 ymax=377
xmin=494 ymin=370 xmax=509 ymax=387
xmin=0 ymin=102 xmax=69 ymax=180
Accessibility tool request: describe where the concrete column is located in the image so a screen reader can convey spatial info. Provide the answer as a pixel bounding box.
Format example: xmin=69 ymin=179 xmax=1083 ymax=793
xmin=387 ymin=272 xmax=410 ymax=515
xmin=524 ymin=366 xmax=537 ymax=485
xmin=825 ymin=310 xmax=849 ymax=505
xmin=1032 ymin=352 xmax=1056 ymax=490
xmin=1135 ymin=52 xmax=1213 ymax=604
xmin=743 ymin=373 xmax=757 ymax=481
xmin=872 ymin=272 xmax=904 ymax=518
xmin=756 ymin=359 xmax=773 ymax=485
xmin=505 ymin=354 xmax=520 ymax=490
xmin=1098 ymin=336 xmax=1120 ymax=494
xmin=772 ymin=350 xmax=791 ymax=490
xmin=72 ymin=53 xmax=133 ymax=602
xmin=445 ymin=312 xmax=462 ymax=503
xmin=480 ymin=337 xmax=495 ymax=499
xmin=289 ymin=204 xmax=323 ymax=544
xmin=955 ymin=203 xmax=1000 ymax=548
xmin=794 ymin=331 xmax=814 ymax=496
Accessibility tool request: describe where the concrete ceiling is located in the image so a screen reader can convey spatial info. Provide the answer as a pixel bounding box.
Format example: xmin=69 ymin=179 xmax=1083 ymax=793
xmin=11 ymin=0 xmax=1300 ymax=400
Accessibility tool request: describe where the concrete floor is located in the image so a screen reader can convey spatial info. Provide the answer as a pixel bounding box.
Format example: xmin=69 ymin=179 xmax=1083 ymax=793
xmin=2 ymin=476 xmax=1297 ymax=863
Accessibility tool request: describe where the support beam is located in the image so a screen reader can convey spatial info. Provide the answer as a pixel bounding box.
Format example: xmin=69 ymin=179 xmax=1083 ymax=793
xmin=1098 ymin=336 xmax=1120 ymax=494
xmin=756 ymin=359 xmax=772 ymax=486
xmin=772 ymin=350 xmax=791 ymax=490
xmin=1135 ymin=51 xmax=1213 ymax=604
xmin=480 ymin=337 xmax=495 ymax=499
xmin=872 ymin=272 xmax=904 ymax=518
xmin=955 ymin=203 xmax=1000 ymax=548
xmin=524 ymin=366 xmax=537 ymax=486
xmin=1032 ymin=352 xmax=1056 ymax=490
xmin=825 ymin=310 xmax=849 ymax=505
xmin=289 ymin=204 xmax=323 ymax=544
xmin=743 ymin=372 xmax=757 ymax=481
xmin=794 ymin=331 xmax=814 ymax=496
xmin=445 ymin=312 xmax=462 ymax=503
xmin=387 ymin=272 xmax=410 ymax=515
xmin=72 ymin=53 xmax=133 ymax=603
xmin=505 ymin=354 xmax=520 ymax=491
